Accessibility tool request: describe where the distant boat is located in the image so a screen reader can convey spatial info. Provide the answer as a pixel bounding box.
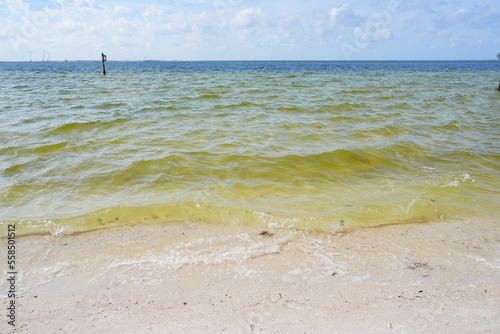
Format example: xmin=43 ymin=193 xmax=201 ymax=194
xmin=497 ymin=52 xmax=500 ymax=61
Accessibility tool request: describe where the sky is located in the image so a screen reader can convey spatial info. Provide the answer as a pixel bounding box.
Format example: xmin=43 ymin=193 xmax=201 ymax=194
xmin=1 ymin=0 xmax=499 ymax=61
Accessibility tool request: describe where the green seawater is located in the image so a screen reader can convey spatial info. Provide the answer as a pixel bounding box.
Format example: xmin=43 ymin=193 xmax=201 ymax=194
xmin=1 ymin=61 xmax=499 ymax=235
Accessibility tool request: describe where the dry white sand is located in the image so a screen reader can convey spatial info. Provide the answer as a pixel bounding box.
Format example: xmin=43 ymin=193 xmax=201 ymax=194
xmin=1 ymin=219 xmax=499 ymax=333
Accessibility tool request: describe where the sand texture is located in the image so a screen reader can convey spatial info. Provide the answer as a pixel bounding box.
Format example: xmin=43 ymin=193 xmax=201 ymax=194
xmin=1 ymin=220 xmax=499 ymax=333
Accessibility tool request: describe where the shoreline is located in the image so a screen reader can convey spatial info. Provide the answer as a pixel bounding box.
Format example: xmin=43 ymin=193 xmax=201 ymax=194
xmin=1 ymin=219 xmax=499 ymax=333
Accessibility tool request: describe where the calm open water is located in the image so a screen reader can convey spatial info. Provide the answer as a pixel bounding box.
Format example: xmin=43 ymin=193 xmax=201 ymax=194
xmin=1 ymin=61 xmax=499 ymax=235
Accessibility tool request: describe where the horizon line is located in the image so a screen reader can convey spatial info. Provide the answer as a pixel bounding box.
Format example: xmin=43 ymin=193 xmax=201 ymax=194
xmin=1 ymin=59 xmax=499 ymax=63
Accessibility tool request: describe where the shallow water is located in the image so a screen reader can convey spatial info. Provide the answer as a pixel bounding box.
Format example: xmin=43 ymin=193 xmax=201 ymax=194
xmin=1 ymin=61 xmax=499 ymax=234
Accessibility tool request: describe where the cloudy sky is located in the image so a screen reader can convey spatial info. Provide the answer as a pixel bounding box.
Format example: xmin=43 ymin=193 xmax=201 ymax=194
xmin=1 ymin=0 xmax=499 ymax=61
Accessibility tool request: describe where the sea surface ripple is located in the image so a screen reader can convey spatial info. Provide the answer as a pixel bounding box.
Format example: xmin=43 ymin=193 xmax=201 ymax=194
xmin=1 ymin=61 xmax=499 ymax=234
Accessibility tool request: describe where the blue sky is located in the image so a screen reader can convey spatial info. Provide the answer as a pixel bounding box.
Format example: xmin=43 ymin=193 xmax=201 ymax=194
xmin=1 ymin=0 xmax=499 ymax=61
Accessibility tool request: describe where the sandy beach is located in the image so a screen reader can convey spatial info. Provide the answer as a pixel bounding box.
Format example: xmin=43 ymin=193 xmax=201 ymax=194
xmin=1 ymin=219 xmax=498 ymax=333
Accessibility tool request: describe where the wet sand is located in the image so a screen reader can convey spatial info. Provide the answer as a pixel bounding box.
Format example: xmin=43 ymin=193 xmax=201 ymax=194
xmin=1 ymin=219 xmax=499 ymax=333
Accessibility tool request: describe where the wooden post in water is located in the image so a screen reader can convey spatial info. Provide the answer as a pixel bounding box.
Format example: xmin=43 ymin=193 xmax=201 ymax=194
xmin=497 ymin=53 xmax=500 ymax=91
xmin=101 ymin=53 xmax=107 ymax=75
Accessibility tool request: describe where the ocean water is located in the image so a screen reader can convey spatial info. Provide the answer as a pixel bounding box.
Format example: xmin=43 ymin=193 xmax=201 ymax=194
xmin=1 ymin=61 xmax=499 ymax=235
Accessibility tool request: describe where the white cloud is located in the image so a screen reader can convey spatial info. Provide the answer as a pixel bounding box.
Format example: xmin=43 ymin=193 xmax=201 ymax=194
xmin=3 ymin=0 xmax=29 ymax=15
xmin=353 ymin=25 xmax=391 ymax=44
xmin=330 ymin=4 xmax=348 ymax=20
xmin=329 ymin=4 xmax=363 ymax=27
xmin=231 ymin=7 xmax=263 ymax=27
